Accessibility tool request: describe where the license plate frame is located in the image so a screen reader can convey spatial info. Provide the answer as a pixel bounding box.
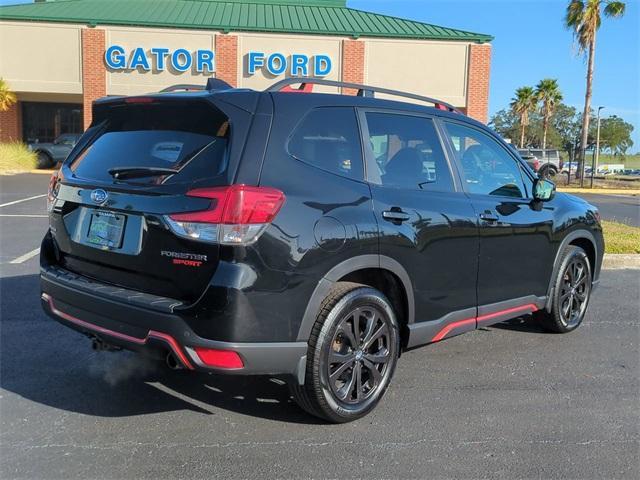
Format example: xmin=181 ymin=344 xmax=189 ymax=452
xmin=86 ymin=210 xmax=126 ymax=249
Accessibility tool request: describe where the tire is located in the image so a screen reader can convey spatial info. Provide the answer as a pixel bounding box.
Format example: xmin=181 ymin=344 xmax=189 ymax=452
xmin=539 ymin=165 xmax=558 ymax=180
xmin=534 ymin=245 xmax=592 ymax=333
xmin=291 ymin=282 xmax=400 ymax=423
xmin=36 ymin=151 xmax=53 ymax=169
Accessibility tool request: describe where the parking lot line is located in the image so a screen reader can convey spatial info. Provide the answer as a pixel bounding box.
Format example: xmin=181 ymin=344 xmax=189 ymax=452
xmin=0 ymin=214 xmax=48 ymax=218
xmin=0 ymin=194 xmax=46 ymax=209
xmin=9 ymin=248 xmax=40 ymax=264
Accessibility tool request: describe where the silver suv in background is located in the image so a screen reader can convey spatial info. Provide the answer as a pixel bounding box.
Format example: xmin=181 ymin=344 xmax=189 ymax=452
xmin=28 ymin=133 xmax=82 ymax=169
xmin=518 ymin=149 xmax=561 ymax=179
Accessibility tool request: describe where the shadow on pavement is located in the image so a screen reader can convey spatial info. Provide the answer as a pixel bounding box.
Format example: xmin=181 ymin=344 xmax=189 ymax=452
xmin=0 ymin=274 xmax=321 ymax=424
xmin=491 ymin=315 xmax=548 ymax=334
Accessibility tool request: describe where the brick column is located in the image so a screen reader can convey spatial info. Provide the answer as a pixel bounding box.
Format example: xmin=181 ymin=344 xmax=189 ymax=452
xmin=0 ymin=101 xmax=21 ymax=142
xmin=341 ymin=39 xmax=365 ymax=95
xmin=215 ymin=35 xmax=238 ymax=87
xmin=81 ymin=28 xmax=106 ymax=130
xmin=466 ymin=43 xmax=491 ymax=124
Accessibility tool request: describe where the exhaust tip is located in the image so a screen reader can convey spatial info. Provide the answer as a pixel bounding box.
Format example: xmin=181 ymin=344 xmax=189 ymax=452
xmin=166 ymin=351 xmax=182 ymax=370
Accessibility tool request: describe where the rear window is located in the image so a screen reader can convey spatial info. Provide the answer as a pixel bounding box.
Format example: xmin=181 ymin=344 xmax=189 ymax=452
xmin=70 ymin=101 xmax=230 ymax=185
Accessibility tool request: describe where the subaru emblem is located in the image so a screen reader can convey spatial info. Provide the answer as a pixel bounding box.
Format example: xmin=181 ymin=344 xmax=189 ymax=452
xmin=90 ymin=189 xmax=108 ymax=204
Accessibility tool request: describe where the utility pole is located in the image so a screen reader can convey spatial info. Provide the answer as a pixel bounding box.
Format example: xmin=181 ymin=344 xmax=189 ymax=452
xmin=590 ymin=106 xmax=604 ymax=189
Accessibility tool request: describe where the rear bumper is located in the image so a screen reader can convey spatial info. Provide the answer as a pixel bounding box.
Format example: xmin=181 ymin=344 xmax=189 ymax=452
xmin=40 ymin=270 xmax=307 ymax=380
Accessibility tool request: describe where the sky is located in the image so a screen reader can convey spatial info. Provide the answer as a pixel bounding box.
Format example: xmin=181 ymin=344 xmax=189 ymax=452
xmin=1 ymin=0 xmax=638 ymax=151
xmin=348 ymin=0 xmax=640 ymax=152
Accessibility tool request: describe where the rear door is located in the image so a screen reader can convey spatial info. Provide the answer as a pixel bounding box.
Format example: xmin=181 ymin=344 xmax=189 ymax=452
xmin=48 ymin=95 xmax=257 ymax=303
xmin=360 ymin=109 xmax=479 ymax=338
xmin=440 ymin=120 xmax=556 ymax=315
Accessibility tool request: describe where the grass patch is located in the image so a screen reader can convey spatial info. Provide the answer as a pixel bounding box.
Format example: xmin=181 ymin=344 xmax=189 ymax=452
xmin=0 ymin=142 xmax=37 ymax=173
xmin=602 ymin=220 xmax=640 ymax=254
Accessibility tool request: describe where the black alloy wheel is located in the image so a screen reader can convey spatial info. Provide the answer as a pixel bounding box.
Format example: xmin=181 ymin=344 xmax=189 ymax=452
xmin=290 ymin=282 xmax=399 ymax=423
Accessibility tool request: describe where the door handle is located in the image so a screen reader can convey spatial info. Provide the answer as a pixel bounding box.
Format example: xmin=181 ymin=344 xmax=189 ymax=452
xmin=382 ymin=209 xmax=410 ymax=222
xmin=479 ymin=211 xmax=499 ymax=223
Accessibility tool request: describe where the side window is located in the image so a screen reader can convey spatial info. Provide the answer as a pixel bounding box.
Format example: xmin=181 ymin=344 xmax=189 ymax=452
xmin=288 ymin=107 xmax=363 ymax=181
xmin=444 ymin=122 xmax=526 ymax=198
xmin=364 ymin=112 xmax=453 ymax=192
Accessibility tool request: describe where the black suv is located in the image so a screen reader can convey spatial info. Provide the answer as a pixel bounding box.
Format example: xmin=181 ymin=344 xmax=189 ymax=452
xmin=41 ymin=78 xmax=604 ymax=423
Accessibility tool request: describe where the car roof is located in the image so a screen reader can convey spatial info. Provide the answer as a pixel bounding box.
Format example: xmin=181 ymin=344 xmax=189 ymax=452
xmin=94 ymin=85 xmax=488 ymax=131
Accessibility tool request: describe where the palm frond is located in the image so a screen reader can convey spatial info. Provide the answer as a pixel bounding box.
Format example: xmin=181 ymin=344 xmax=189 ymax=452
xmin=604 ymin=1 xmax=626 ymax=17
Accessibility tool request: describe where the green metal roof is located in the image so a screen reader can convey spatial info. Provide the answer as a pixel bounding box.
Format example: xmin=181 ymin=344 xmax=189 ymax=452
xmin=0 ymin=0 xmax=493 ymax=43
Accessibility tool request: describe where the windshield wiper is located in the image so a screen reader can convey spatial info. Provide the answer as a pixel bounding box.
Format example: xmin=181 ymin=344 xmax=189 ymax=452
xmin=108 ymin=166 xmax=179 ymax=180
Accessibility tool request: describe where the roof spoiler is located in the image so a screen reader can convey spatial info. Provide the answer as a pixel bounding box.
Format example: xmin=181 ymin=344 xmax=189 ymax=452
xmin=160 ymin=78 xmax=233 ymax=93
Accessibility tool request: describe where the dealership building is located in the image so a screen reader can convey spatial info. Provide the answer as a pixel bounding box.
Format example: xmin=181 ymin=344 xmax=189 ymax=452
xmin=0 ymin=0 xmax=492 ymax=144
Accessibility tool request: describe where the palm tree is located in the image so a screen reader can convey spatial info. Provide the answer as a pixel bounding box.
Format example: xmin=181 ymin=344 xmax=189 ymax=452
xmin=510 ymin=86 xmax=537 ymax=148
xmin=565 ymin=0 xmax=626 ymax=178
xmin=535 ymin=79 xmax=563 ymax=151
xmin=0 ymin=78 xmax=17 ymax=112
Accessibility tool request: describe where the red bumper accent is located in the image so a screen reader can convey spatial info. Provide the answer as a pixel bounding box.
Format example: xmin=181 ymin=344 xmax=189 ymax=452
xmin=42 ymin=293 xmax=194 ymax=370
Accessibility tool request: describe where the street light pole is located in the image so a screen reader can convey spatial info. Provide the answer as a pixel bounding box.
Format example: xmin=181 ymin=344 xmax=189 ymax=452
xmin=591 ymin=106 xmax=604 ymax=189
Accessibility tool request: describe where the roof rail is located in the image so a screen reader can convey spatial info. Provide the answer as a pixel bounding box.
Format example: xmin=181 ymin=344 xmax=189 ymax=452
xmin=160 ymin=79 xmax=234 ymax=93
xmin=266 ymin=77 xmax=460 ymax=113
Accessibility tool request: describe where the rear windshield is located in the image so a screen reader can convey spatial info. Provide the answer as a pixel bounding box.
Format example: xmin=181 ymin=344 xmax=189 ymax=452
xmin=69 ymin=101 xmax=230 ymax=185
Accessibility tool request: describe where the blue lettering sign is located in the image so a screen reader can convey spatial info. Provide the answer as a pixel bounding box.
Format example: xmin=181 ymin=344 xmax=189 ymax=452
xmin=314 ymin=55 xmax=332 ymax=77
xmin=196 ymin=50 xmax=215 ymax=73
xmin=105 ymin=45 xmax=126 ymax=69
xmin=248 ymin=52 xmax=265 ymax=75
xmin=129 ymin=47 xmax=151 ymax=71
xmin=266 ymin=53 xmax=287 ymax=76
xmin=171 ymin=49 xmax=192 ymax=72
xmin=291 ymin=54 xmax=309 ymax=76
xmin=150 ymin=47 xmax=170 ymax=70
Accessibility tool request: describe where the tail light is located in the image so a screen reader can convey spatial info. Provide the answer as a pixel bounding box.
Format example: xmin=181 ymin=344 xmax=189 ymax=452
xmin=47 ymin=171 xmax=60 ymax=212
xmin=165 ymin=185 xmax=285 ymax=245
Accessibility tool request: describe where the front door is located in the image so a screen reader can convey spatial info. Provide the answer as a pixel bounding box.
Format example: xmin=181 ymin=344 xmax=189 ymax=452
xmin=360 ymin=110 xmax=479 ymax=345
xmin=440 ymin=120 xmax=556 ymax=322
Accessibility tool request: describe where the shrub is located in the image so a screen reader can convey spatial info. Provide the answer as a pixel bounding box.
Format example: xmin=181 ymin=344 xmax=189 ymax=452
xmin=0 ymin=142 xmax=37 ymax=173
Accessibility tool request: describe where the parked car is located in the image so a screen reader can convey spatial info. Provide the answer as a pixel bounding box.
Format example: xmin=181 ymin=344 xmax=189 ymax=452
xmin=517 ymin=152 xmax=540 ymax=174
xmin=41 ymin=78 xmax=604 ymax=423
xmin=518 ymin=148 xmax=561 ymax=179
xmin=28 ymin=133 xmax=82 ymax=169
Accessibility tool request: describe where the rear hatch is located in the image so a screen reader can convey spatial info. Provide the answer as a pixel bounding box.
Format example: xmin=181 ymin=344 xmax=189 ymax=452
xmin=48 ymin=93 xmax=257 ymax=303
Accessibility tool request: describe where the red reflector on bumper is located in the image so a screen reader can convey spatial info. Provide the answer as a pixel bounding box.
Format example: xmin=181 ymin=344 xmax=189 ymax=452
xmin=194 ymin=347 xmax=244 ymax=369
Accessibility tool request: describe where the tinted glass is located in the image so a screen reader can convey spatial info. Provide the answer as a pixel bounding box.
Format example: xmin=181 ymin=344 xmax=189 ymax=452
xmin=444 ymin=122 xmax=526 ymax=198
xmin=70 ymin=102 xmax=229 ymax=185
xmin=365 ymin=113 xmax=453 ymax=192
xmin=288 ymin=107 xmax=363 ymax=181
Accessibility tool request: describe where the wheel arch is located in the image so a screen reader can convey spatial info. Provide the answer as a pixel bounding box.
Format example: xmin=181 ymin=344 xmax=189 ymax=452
xmin=296 ymin=255 xmax=415 ymax=342
xmin=545 ymin=229 xmax=598 ymax=311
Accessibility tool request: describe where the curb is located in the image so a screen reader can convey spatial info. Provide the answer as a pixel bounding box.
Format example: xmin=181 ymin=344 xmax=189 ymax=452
xmin=558 ymin=188 xmax=639 ymax=195
xmin=0 ymin=169 xmax=56 ymax=176
xmin=602 ymin=254 xmax=640 ymax=269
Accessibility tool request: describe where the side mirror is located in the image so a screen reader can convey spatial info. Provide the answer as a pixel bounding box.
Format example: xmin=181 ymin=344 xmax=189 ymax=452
xmin=533 ymin=178 xmax=556 ymax=202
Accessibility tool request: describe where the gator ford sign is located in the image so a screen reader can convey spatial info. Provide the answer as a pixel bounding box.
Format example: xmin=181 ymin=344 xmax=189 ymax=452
xmin=104 ymin=46 xmax=333 ymax=77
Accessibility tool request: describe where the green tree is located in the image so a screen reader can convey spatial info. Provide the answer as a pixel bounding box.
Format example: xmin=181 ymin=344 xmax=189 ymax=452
xmin=598 ymin=115 xmax=634 ymax=155
xmin=510 ymin=86 xmax=537 ymax=148
xmin=489 ymin=108 xmax=521 ymax=145
xmin=0 ymin=78 xmax=17 ymax=112
xmin=565 ymin=0 xmax=626 ymax=177
xmin=535 ymin=79 xmax=563 ymax=151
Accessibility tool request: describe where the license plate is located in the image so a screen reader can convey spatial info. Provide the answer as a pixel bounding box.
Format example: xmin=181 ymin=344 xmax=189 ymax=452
xmin=86 ymin=211 xmax=126 ymax=249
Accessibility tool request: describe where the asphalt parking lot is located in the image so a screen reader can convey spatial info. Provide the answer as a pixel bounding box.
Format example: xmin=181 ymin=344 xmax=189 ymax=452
xmin=1 ymin=174 xmax=638 ymax=479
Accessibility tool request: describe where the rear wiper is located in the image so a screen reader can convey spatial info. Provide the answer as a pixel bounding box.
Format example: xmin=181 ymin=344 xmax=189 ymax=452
xmin=108 ymin=167 xmax=179 ymax=179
